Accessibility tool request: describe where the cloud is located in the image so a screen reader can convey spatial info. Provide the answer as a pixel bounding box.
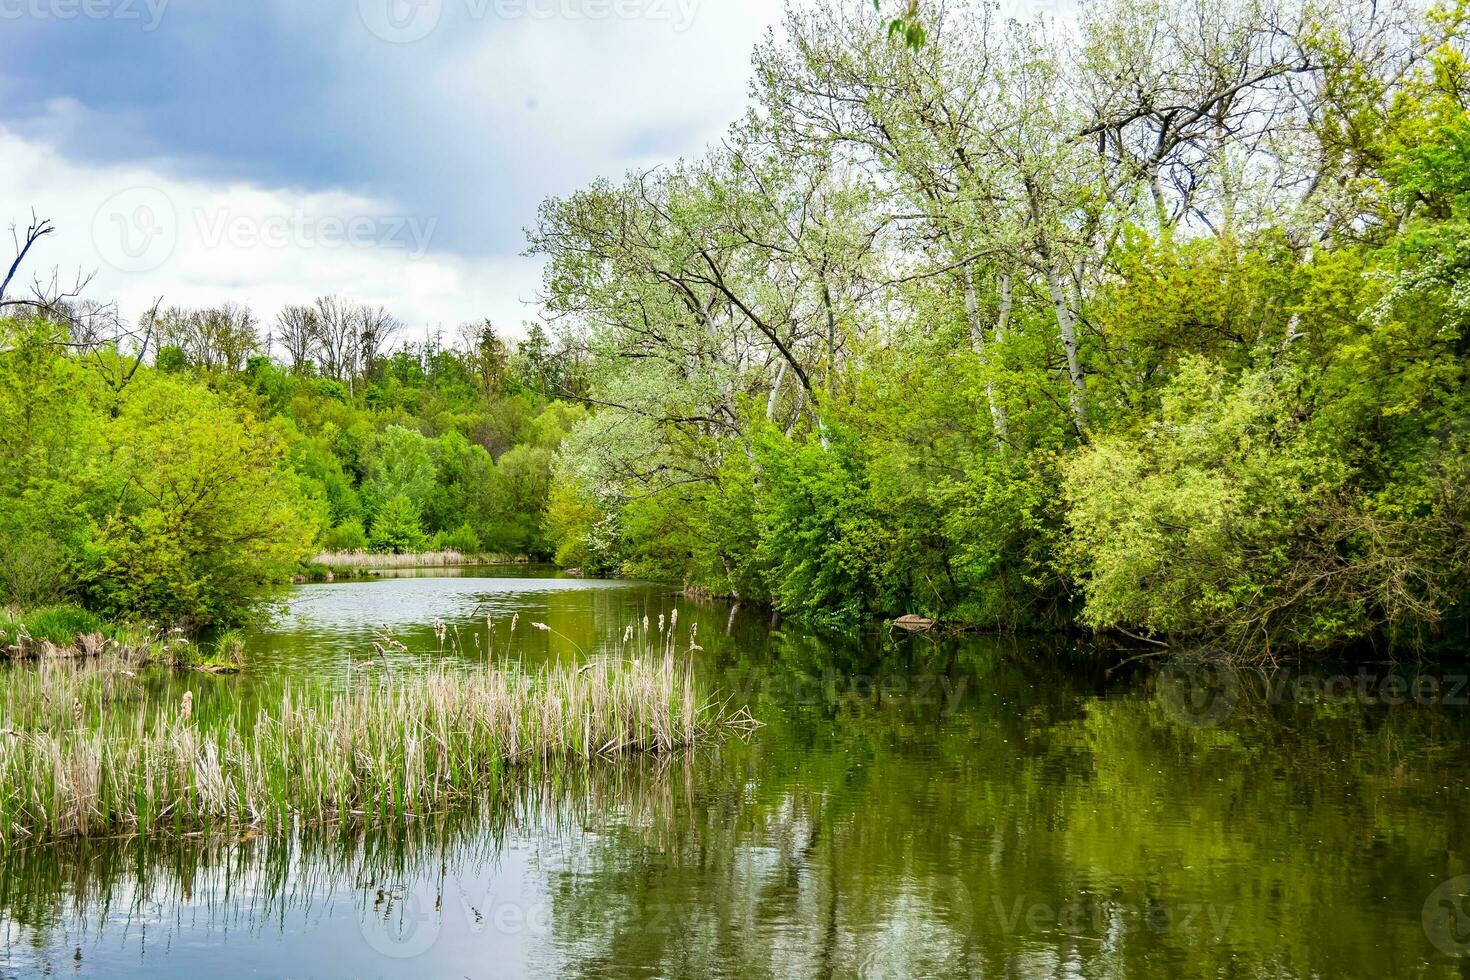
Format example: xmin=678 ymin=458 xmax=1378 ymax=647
xmin=0 ymin=1 xmax=786 ymax=254
xmin=0 ymin=125 xmax=545 ymax=336
xmin=0 ymin=0 xmax=789 ymax=337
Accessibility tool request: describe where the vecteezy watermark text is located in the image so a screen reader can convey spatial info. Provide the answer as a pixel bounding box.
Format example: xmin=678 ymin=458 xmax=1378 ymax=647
xmin=357 ymin=0 xmax=700 ymax=44
xmin=714 ymin=666 xmax=972 ymax=716
xmin=194 ymin=208 xmax=436 ymax=257
xmin=1159 ymin=662 xmax=1470 ymax=728
xmin=92 ymin=187 xmax=437 ymax=273
xmin=0 ymin=0 xmax=168 ymax=29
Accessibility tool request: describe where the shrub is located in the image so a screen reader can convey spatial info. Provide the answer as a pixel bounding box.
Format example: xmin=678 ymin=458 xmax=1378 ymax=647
xmin=322 ymin=518 xmax=369 ymax=552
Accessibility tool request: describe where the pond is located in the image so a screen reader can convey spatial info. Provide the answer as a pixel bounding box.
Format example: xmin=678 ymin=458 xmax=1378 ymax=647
xmin=2 ymin=566 xmax=1469 ymax=978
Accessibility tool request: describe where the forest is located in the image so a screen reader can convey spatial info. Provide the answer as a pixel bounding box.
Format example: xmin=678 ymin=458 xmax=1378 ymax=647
xmin=533 ymin=0 xmax=1470 ymax=654
xmin=3 ymin=0 xmax=1469 ymax=656
xmin=0 ymin=288 xmax=589 ymax=629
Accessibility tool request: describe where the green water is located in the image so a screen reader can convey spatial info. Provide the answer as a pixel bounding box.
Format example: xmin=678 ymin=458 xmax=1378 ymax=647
xmin=2 ymin=566 xmax=1469 ymax=978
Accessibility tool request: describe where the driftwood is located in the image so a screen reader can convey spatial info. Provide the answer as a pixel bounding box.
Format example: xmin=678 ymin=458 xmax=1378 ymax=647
xmin=891 ymin=615 xmax=936 ymax=632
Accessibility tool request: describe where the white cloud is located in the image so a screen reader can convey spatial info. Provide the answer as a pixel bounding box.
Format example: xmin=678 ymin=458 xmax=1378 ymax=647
xmin=0 ymin=125 xmax=545 ymax=338
xmin=0 ymin=2 xmax=792 ymax=340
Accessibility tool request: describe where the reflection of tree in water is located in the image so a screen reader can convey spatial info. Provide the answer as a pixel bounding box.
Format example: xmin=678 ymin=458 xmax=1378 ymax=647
xmin=4 ymin=631 xmax=1468 ymax=978
xmin=538 ymin=639 xmax=1470 ymax=978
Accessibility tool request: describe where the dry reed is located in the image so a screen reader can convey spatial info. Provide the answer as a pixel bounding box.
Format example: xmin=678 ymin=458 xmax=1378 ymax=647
xmin=0 ymin=647 xmax=754 ymax=845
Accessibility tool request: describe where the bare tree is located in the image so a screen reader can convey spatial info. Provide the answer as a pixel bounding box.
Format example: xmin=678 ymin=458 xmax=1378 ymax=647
xmin=275 ymin=304 xmax=319 ymax=374
xmin=311 ymin=295 xmax=357 ymax=384
xmin=202 ymin=302 xmax=260 ymax=371
xmin=0 ymin=213 xmax=159 ymax=380
xmin=0 ymin=214 xmax=54 ymax=310
xmin=1 ymin=212 xmax=122 ymax=350
xmin=151 ymin=303 xmax=259 ymax=371
xmin=356 ymin=304 xmax=402 ymax=380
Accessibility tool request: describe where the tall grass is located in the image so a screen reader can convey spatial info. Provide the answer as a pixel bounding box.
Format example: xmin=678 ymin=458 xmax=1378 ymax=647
xmin=0 ymin=647 xmax=754 ymax=844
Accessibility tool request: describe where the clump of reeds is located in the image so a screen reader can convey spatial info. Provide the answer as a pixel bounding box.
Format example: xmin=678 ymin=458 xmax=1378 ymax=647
xmin=0 ymin=649 xmax=754 ymax=844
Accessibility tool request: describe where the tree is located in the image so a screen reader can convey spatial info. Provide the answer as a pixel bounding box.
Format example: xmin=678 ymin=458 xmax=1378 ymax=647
xmin=369 ymin=494 xmax=427 ymax=553
xmin=79 ymin=374 xmax=317 ymax=628
xmin=312 ymin=295 xmax=358 ymax=385
xmin=459 ymin=319 xmax=510 ymax=399
xmin=275 ymin=304 xmax=319 ymax=374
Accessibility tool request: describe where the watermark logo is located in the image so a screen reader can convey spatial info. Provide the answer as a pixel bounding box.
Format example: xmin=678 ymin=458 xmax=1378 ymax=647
xmin=1155 ymin=663 xmax=1470 ymax=730
xmin=360 ymin=881 xmax=443 ymax=959
xmin=92 ymin=186 xmax=178 ymax=274
xmin=1155 ymin=658 xmax=1240 ymax=728
xmin=361 ymin=878 xmax=551 ymax=958
xmin=1424 ymin=875 xmax=1470 ymax=957
xmin=358 ymin=0 xmax=442 ymax=43
xmin=358 ymin=0 xmax=700 ymax=42
xmin=0 ymin=0 xmax=169 ymax=30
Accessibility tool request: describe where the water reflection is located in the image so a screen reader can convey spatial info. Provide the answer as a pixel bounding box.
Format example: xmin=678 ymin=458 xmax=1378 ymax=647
xmin=2 ymin=569 xmax=1468 ymax=977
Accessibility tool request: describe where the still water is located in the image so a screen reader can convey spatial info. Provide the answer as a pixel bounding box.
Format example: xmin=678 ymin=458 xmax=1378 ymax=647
xmin=3 ymin=566 xmax=1469 ymax=978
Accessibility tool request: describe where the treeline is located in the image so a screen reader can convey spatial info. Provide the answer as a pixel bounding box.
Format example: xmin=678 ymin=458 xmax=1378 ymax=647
xmin=534 ymin=0 xmax=1470 ymax=655
xmin=0 ymin=283 xmax=587 ymax=629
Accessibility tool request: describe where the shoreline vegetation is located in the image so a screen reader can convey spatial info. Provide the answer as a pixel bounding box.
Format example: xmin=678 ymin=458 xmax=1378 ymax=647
xmin=294 ymin=550 xmax=534 ymax=583
xmin=1 ymin=606 xmax=245 ymax=673
xmin=311 ymin=549 xmax=531 ymax=569
xmin=0 ymin=622 xmax=756 ymax=845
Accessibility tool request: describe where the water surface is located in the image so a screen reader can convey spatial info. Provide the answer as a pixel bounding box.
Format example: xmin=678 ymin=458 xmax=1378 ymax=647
xmin=3 ymin=566 xmax=1469 ymax=978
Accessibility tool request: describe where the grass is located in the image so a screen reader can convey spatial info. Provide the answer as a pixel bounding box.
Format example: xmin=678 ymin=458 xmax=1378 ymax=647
xmin=8 ymin=606 xmax=106 ymax=644
xmin=0 ymin=605 xmax=223 ymax=670
xmin=0 ymin=641 xmax=754 ymax=844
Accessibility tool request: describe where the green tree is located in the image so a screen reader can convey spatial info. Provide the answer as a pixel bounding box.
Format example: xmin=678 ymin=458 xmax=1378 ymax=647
xmin=368 ymin=494 xmax=428 ymax=553
xmin=79 ymin=375 xmax=317 ymax=628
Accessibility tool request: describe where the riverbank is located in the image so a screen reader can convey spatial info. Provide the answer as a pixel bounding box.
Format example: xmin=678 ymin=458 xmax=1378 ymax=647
xmin=0 ymin=605 xmax=244 ymax=672
xmin=311 ymin=549 xmax=532 ymax=570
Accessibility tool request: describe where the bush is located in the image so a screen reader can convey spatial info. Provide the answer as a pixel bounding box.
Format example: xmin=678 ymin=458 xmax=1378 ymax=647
xmin=16 ymin=606 xmax=105 ymax=644
xmin=431 ymin=523 xmax=482 ymax=554
xmin=322 ymin=518 xmax=369 ymax=552
xmin=1062 ymin=359 xmax=1357 ymax=651
xmin=78 ymin=375 xmax=318 ymax=630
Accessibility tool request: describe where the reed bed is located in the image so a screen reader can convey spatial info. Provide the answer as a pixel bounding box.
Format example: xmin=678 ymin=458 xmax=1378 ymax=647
xmin=311 ymin=550 xmax=527 ymax=568
xmin=0 ymin=649 xmax=753 ymax=845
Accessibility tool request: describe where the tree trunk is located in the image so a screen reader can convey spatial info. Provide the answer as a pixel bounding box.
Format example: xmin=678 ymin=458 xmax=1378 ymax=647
xmin=1044 ymin=261 xmax=1087 ymax=431
xmin=963 ymin=272 xmax=1009 ymax=445
xmin=766 ymin=360 xmax=787 ymax=421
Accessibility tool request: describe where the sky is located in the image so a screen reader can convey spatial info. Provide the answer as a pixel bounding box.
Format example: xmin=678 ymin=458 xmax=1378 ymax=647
xmin=0 ymin=0 xmax=788 ymax=338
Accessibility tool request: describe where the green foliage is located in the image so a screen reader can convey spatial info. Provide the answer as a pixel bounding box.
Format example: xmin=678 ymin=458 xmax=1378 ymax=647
xmin=525 ymin=0 xmax=1470 ymax=654
xmin=321 ymin=518 xmax=369 ymax=552
xmin=752 ymin=428 xmax=886 ymax=631
xmin=1062 ymin=360 xmax=1354 ymax=649
xmin=431 ymin=522 xmax=482 ymax=554
xmin=368 ymin=494 xmax=428 ymax=554
xmin=79 ymin=375 xmax=317 ymax=629
xmin=14 ymin=606 xmax=105 ymax=644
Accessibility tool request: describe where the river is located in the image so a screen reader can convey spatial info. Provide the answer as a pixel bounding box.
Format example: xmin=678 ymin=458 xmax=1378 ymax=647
xmin=2 ymin=565 xmax=1468 ymax=978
